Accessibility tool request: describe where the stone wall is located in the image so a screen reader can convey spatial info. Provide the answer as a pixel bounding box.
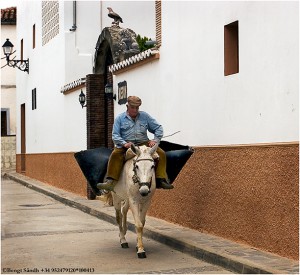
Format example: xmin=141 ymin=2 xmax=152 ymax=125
xmin=1 ymin=136 xmax=16 ymax=170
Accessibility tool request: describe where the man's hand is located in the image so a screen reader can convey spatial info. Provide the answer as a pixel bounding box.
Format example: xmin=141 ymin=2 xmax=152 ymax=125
xmin=148 ymin=140 xmax=157 ymax=148
xmin=123 ymin=142 xmax=133 ymax=149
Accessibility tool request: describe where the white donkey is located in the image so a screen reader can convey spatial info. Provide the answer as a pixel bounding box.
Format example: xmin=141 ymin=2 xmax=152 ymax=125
xmin=110 ymin=143 xmax=159 ymax=258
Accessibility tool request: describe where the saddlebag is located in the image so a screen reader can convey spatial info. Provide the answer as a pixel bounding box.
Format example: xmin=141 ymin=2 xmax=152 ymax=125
xmin=74 ymin=141 xmax=193 ymax=193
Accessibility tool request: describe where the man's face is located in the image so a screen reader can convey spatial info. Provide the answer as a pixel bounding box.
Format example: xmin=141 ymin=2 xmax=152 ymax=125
xmin=127 ymin=105 xmax=139 ymax=118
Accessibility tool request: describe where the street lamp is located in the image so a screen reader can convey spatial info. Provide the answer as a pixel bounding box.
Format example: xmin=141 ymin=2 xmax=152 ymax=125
xmin=79 ymin=89 xmax=87 ymax=108
xmin=2 ymin=38 xmax=29 ymax=73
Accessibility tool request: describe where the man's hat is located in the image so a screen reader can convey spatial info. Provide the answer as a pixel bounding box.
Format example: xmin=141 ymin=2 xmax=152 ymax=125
xmin=127 ymin=96 xmax=142 ymax=107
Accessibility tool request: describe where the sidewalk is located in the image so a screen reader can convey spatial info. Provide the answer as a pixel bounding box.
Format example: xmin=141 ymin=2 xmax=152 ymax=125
xmin=3 ymin=171 xmax=299 ymax=274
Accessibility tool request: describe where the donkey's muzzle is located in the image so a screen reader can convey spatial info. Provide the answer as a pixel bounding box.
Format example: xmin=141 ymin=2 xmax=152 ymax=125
xmin=139 ymin=184 xmax=151 ymax=196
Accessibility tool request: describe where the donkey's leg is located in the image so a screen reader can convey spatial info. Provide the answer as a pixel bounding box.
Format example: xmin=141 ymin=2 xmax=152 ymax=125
xmin=120 ymin=199 xmax=129 ymax=248
xmin=121 ymin=200 xmax=129 ymax=237
xmin=129 ymin=201 xmax=147 ymax=258
xmin=113 ymin=195 xmax=128 ymax=248
xmin=136 ymin=226 xmax=145 ymax=258
xmin=136 ymin=201 xmax=152 ymax=257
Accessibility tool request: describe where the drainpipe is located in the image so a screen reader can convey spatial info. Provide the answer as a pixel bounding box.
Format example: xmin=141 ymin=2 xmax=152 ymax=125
xmin=100 ymin=0 xmax=102 ymax=30
xmin=69 ymin=1 xmax=77 ymax=31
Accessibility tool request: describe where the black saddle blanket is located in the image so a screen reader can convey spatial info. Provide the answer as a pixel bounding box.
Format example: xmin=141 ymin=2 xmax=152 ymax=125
xmin=74 ymin=141 xmax=193 ymax=193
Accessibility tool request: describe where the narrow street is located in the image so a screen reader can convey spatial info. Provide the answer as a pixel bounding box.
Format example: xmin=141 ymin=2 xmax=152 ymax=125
xmin=1 ymin=178 xmax=232 ymax=274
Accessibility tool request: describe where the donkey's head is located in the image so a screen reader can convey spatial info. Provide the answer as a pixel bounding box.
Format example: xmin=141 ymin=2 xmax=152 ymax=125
xmin=131 ymin=144 xmax=159 ymax=196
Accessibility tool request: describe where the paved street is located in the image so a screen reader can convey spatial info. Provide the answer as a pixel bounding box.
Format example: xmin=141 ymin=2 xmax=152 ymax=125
xmin=1 ymin=178 xmax=232 ymax=274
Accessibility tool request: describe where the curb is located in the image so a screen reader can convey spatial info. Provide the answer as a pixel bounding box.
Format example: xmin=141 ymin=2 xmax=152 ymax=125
xmin=4 ymin=172 xmax=298 ymax=274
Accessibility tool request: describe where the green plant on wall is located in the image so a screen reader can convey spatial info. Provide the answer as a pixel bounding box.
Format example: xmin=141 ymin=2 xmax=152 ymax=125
xmin=136 ymin=34 xmax=156 ymax=52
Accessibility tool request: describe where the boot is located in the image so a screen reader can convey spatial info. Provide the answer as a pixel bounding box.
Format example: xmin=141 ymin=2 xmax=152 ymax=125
xmin=156 ymin=178 xmax=174 ymax=189
xmin=97 ymin=178 xmax=116 ymax=192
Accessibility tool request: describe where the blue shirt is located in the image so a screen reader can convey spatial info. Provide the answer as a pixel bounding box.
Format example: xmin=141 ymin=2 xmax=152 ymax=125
xmin=112 ymin=111 xmax=163 ymax=148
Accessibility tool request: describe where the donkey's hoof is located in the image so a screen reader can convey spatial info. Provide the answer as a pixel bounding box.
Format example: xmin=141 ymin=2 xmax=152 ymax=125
xmin=137 ymin=251 xmax=146 ymax=258
xmin=121 ymin=242 xmax=129 ymax=248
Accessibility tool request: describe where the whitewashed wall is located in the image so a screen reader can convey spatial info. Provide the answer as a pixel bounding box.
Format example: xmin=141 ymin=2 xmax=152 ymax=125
xmin=16 ymin=1 xmax=101 ymax=154
xmin=114 ymin=1 xmax=299 ymax=146
xmin=15 ymin=0 xmax=156 ymax=154
xmin=1 ymin=24 xmax=17 ymax=135
xmin=64 ymin=1 xmax=101 ymax=83
xmin=15 ymin=1 xmax=298 ymax=155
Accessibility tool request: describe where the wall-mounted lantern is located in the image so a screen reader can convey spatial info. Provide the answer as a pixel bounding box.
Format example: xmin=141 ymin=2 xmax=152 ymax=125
xmin=105 ymin=83 xmax=116 ymax=100
xmin=2 ymin=38 xmax=29 ymax=73
xmin=79 ymin=89 xmax=87 ymax=108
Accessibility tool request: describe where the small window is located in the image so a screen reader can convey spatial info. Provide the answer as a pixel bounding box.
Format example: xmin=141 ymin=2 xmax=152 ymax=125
xmin=33 ymin=24 xmax=36 ymax=49
xmin=32 ymin=88 xmax=37 ymax=110
xmin=224 ymin=21 xmax=239 ymax=76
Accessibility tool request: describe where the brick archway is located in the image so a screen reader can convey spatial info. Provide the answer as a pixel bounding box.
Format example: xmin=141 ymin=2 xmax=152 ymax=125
xmin=86 ymin=31 xmax=114 ymax=150
xmin=85 ymin=26 xmax=140 ymax=199
xmin=87 ymin=26 xmax=141 ymax=150
xmin=86 ymin=73 xmax=114 ymax=149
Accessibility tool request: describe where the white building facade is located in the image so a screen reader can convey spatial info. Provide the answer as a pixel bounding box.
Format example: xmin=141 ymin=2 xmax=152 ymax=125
xmin=15 ymin=1 xmax=298 ymax=260
xmin=1 ymin=7 xmax=17 ymax=170
xmin=1 ymin=7 xmax=17 ymax=136
xmin=114 ymin=1 xmax=299 ymax=146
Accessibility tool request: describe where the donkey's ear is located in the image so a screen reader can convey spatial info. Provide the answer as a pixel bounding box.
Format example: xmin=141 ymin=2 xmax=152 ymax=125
xmin=131 ymin=144 xmax=141 ymax=156
xmin=125 ymin=148 xmax=136 ymax=161
xmin=149 ymin=142 xmax=159 ymax=155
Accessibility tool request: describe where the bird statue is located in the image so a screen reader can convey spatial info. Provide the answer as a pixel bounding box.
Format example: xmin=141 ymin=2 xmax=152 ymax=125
xmin=107 ymin=7 xmax=123 ymax=26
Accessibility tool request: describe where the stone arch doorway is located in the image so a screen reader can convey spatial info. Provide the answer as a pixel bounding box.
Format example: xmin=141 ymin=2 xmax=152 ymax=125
xmin=86 ymin=26 xmax=139 ymax=150
xmin=86 ymin=31 xmax=114 ymax=150
xmin=85 ymin=26 xmax=140 ymax=199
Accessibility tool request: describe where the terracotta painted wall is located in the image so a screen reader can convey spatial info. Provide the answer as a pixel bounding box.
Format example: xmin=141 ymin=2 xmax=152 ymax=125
xmin=149 ymin=143 xmax=299 ymax=260
xmin=17 ymin=152 xmax=87 ymax=197
xmin=16 ymin=142 xmax=299 ymax=260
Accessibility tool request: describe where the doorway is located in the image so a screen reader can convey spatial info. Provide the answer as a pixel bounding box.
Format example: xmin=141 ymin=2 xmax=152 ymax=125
xmin=86 ymin=39 xmax=114 ymax=149
xmin=21 ymin=104 xmax=26 ymax=172
xmin=1 ymin=110 xmax=8 ymax=136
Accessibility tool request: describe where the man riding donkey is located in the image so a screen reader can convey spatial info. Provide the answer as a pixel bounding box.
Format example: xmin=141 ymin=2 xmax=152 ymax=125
xmin=97 ymin=96 xmax=174 ymax=192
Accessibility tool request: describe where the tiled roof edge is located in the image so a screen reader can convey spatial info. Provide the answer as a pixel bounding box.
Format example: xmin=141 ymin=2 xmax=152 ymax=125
xmin=109 ymin=48 xmax=159 ymax=73
xmin=1 ymin=7 xmax=17 ymax=24
xmin=60 ymin=77 xmax=86 ymax=93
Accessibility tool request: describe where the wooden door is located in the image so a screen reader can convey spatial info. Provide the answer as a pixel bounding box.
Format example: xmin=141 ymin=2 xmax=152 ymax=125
xmin=21 ymin=104 xmax=26 ymax=172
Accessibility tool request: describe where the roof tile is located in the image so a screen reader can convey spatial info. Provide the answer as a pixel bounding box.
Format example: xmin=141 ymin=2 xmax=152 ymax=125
xmin=1 ymin=7 xmax=17 ymax=25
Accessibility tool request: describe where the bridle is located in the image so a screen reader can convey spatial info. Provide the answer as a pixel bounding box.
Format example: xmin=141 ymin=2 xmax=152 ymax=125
xmin=132 ymin=156 xmax=155 ymax=189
